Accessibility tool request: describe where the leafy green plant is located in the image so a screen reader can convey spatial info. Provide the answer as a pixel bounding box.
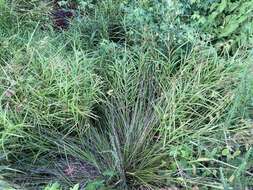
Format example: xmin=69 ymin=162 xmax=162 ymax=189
xmin=44 ymin=182 xmax=62 ymax=190
xmin=182 ymin=0 xmax=253 ymax=52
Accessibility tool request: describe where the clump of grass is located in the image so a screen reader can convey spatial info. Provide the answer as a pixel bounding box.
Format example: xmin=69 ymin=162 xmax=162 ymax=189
xmin=7 ymin=0 xmax=52 ymax=26
xmin=154 ymin=47 xmax=253 ymax=188
xmin=52 ymin=45 xmax=252 ymax=189
xmin=0 ymin=30 xmax=102 ymax=160
xmin=1 ymin=1 xmax=253 ymax=190
xmin=2 ymin=36 xmax=252 ymax=189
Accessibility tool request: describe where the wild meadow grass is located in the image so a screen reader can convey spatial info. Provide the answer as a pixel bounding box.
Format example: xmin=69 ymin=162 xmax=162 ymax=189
xmin=0 ymin=0 xmax=253 ymax=189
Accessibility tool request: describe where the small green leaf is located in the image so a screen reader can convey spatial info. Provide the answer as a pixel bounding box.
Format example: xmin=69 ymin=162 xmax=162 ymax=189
xmin=85 ymin=180 xmax=104 ymax=190
xmin=70 ymin=184 xmax=79 ymax=190
xmin=44 ymin=182 xmax=61 ymax=190
xmin=233 ymin=150 xmax=241 ymax=158
xmin=222 ymin=148 xmax=230 ymax=156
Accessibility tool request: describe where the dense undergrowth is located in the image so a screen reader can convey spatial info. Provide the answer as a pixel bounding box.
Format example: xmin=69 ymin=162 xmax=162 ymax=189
xmin=0 ymin=0 xmax=253 ymax=189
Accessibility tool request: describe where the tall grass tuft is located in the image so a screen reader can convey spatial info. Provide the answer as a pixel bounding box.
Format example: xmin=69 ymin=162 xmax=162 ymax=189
xmin=0 ymin=31 xmax=102 ymax=179
xmin=54 ymin=45 xmax=253 ymax=189
xmin=0 ymin=0 xmax=252 ymax=189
